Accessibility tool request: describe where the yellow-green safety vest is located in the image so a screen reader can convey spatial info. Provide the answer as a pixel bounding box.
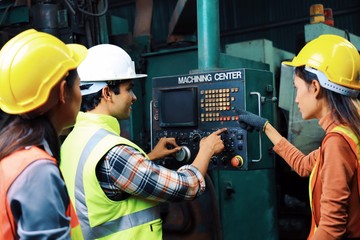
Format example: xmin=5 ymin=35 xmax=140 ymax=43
xmin=61 ymin=112 xmax=161 ymax=240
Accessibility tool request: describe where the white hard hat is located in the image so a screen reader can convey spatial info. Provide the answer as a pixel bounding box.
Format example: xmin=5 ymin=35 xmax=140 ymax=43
xmin=77 ymin=44 xmax=147 ymax=82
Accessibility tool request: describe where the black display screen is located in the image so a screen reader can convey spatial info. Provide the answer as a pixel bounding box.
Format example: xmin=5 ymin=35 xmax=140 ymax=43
xmin=158 ymin=87 xmax=198 ymax=127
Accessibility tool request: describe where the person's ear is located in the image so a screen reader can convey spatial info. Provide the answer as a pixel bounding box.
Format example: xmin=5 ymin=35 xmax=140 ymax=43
xmin=102 ymin=86 xmax=112 ymax=101
xmin=312 ymin=80 xmax=321 ymax=97
xmin=58 ymin=80 xmax=67 ymax=104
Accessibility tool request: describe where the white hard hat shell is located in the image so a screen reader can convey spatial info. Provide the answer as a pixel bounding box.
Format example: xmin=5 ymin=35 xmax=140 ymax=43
xmin=78 ymin=44 xmax=147 ymax=82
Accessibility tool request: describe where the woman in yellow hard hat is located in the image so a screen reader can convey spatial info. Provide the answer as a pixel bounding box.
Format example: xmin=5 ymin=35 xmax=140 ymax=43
xmin=0 ymin=29 xmax=87 ymax=239
xmin=237 ymin=34 xmax=360 ymax=239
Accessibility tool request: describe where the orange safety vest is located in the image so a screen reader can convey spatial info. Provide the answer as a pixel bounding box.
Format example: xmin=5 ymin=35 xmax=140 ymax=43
xmin=308 ymin=126 xmax=360 ymax=239
xmin=0 ymin=146 xmax=82 ymax=239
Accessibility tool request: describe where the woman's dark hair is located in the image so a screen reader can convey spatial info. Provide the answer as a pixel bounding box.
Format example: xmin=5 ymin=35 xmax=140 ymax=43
xmin=0 ymin=69 xmax=78 ymax=162
xmin=81 ymin=80 xmax=121 ymax=112
xmin=295 ymin=66 xmax=360 ymax=141
xmin=66 ymin=69 xmax=78 ymax=88
xmin=0 ymin=115 xmax=60 ymax=161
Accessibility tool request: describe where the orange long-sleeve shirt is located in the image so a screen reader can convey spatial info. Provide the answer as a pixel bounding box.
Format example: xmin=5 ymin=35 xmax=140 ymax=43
xmin=273 ymin=113 xmax=360 ymax=240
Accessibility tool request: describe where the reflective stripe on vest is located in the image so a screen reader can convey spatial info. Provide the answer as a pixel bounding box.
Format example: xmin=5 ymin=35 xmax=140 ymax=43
xmin=75 ymin=128 xmax=160 ymax=239
xmin=331 ymin=126 xmax=360 ymax=165
xmin=331 ymin=126 xmax=360 ymax=198
xmin=308 ymin=160 xmax=319 ymax=238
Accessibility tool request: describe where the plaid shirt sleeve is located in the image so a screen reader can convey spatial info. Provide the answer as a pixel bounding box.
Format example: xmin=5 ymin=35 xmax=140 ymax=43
xmin=97 ymin=144 xmax=206 ymax=202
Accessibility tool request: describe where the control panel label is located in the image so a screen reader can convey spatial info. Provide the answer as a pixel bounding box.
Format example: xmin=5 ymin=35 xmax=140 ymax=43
xmin=175 ymin=69 xmax=245 ymax=85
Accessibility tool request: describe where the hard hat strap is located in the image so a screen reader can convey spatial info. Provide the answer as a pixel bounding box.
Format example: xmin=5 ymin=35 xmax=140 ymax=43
xmin=305 ymin=67 xmax=359 ymax=98
xmin=80 ymin=82 xmax=107 ymax=96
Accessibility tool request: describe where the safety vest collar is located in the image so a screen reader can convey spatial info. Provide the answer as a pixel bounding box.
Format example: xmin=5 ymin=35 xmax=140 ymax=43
xmin=76 ymin=111 xmax=121 ymax=136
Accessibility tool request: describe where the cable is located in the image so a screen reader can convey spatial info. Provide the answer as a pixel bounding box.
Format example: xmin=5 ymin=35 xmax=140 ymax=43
xmin=77 ymin=0 xmax=108 ymax=17
xmin=344 ymin=29 xmax=350 ymax=41
xmin=63 ymin=0 xmax=76 ymax=15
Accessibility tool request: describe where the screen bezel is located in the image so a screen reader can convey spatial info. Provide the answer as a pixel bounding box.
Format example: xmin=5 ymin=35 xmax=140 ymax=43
xmin=158 ymin=87 xmax=198 ymax=127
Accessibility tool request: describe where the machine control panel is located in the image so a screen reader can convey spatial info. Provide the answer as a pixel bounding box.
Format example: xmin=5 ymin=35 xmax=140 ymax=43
xmin=151 ymin=68 xmax=274 ymax=170
xmin=153 ymin=127 xmax=247 ymax=170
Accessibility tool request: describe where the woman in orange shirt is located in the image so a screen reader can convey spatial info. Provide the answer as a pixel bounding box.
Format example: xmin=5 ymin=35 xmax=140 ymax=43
xmin=237 ymin=34 xmax=360 ymax=240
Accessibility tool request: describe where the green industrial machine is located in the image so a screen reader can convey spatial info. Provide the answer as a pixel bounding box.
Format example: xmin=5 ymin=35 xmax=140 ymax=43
xmin=144 ymin=1 xmax=281 ymax=239
xmin=146 ymin=46 xmax=279 ymax=240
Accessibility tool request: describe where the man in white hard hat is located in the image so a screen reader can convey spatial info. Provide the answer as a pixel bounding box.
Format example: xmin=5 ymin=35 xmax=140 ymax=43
xmin=60 ymin=44 xmax=226 ymax=240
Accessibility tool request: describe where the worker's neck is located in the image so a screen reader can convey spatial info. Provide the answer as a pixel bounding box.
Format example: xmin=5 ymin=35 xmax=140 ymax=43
xmin=87 ymin=104 xmax=110 ymax=116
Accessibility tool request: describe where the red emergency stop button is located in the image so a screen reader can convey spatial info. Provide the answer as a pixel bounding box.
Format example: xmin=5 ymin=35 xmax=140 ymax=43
xmin=231 ymin=155 xmax=244 ymax=168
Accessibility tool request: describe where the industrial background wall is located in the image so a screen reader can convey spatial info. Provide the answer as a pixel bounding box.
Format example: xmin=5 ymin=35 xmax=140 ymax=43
xmin=106 ymin=0 xmax=360 ymax=53
xmin=1 ymin=0 xmax=358 ymax=52
xmin=0 ymin=0 xmax=359 ymax=240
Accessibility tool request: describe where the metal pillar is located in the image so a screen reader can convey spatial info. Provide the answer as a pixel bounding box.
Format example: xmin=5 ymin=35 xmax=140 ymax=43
xmin=196 ymin=0 xmax=220 ymax=71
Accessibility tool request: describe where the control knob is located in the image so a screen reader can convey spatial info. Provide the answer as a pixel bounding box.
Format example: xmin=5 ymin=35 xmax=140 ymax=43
xmin=191 ymin=132 xmax=202 ymax=143
xmin=175 ymin=146 xmax=191 ymax=162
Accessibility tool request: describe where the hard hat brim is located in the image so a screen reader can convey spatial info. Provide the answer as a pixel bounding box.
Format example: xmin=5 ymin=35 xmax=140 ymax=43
xmin=67 ymin=44 xmax=88 ymax=70
xmin=80 ymin=73 xmax=148 ymax=82
xmin=282 ymin=57 xmax=303 ymax=67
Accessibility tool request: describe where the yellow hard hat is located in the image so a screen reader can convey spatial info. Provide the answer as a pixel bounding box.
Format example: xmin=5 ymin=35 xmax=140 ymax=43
xmin=0 ymin=29 xmax=87 ymax=114
xmin=283 ymin=34 xmax=360 ymax=91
